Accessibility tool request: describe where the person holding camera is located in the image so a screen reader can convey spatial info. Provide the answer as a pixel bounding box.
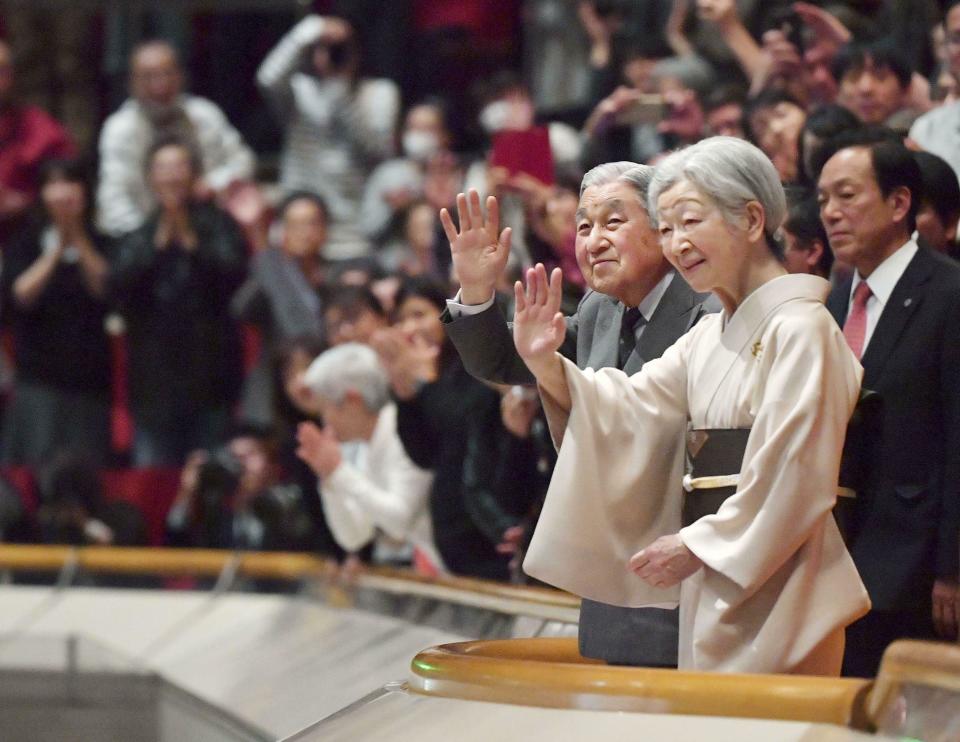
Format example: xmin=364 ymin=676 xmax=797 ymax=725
xmin=165 ymin=426 xmax=315 ymax=553
xmin=257 ymin=15 xmax=400 ymax=260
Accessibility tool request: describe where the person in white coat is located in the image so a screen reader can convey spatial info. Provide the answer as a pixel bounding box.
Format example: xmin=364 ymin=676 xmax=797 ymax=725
xmin=512 ymin=137 xmax=870 ymax=675
xmin=295 ymin=343 xmax=441 ymax=573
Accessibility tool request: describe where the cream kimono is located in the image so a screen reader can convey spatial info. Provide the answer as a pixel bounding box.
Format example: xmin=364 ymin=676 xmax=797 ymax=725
xmin=524 ymin=274 xmax=871 ymax=674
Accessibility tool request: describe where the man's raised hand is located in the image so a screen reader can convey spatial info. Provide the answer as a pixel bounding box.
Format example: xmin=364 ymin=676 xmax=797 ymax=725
xmin=441 ymin=189 xmax=512 ymax=305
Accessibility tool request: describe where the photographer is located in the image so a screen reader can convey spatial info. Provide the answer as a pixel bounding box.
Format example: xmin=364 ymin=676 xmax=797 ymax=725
xmin=257 ymin=15 xmax=400 ymax=259
xmin=165 ymin=427 xmax=315 ymax=552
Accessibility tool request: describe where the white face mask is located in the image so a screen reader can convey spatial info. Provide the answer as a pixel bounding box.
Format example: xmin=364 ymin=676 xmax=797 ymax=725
xmin=402 ymin=130 xmax=440 ymax=161
xmin=479 ymin=100 xmax=512 ymax=134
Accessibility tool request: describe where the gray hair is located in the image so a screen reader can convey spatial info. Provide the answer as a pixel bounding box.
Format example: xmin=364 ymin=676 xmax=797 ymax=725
xmin=580 ymin=162 xmax=655 ymax=217
xmin=651 ymin=55 xmax=715 ymax=95
xmin=302 ymin=343 xmax=390 ymax=412
xmin=647 ymin=136 xmax=786 ymax=253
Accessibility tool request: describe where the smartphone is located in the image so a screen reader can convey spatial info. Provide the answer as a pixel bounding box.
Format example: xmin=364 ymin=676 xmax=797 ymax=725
xmin=614 ymin=94 xmax=668 ymax=126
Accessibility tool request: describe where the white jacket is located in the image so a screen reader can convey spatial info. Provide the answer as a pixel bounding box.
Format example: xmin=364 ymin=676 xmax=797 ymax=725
xmin=319 ymin=403 xmax=442 ymax=571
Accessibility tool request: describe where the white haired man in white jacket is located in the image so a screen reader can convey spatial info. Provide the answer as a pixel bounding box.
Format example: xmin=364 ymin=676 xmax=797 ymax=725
xmin=296 ymin=343 xmax=442 ymax=573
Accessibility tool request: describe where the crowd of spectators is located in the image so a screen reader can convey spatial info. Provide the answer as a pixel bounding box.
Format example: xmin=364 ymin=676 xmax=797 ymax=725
xmin=0 ymin=1 xmax=958 ymax=616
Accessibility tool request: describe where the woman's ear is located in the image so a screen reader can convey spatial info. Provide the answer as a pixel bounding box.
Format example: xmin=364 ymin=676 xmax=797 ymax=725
xmin=743 ymin=201 xmax=766 ymax=243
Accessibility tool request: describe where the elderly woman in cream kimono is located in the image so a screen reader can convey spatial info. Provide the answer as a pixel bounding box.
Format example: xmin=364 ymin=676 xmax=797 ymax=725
xmin=514 ymin=137 xmax=870 ymax=676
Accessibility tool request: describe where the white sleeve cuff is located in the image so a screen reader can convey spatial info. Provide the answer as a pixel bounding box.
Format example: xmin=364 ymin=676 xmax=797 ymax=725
xmin=445 ymin=290 xmax=496 ymax=318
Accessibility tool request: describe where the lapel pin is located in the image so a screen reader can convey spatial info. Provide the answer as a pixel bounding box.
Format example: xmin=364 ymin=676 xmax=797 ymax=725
xmin=904 ymin=298 xmax=912 ymax=307
xmin=751 ymin=340 xmax=763 ymax=359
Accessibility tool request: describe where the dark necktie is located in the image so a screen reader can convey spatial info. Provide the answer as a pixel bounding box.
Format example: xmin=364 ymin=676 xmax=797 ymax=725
xmin=618 ymin=306 xmax=646 ymax=367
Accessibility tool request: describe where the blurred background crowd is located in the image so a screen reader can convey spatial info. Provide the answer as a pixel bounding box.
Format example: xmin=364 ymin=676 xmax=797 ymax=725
xmin=0 ymin=0 xmax=958 ymax=586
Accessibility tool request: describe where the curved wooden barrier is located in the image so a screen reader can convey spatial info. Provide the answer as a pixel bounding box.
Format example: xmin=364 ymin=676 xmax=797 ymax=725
xmin=866 ymin=639 xmax=960 ymax=732
xmin=0 ymin=544 xmax=579 ymax=620
xmin=409 ymin=637 xmax=874 ymax=728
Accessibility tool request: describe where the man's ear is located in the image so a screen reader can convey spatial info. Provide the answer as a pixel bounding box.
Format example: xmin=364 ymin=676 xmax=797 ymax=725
xmin=807 ymin=239 xmax=826 ymax=270
xmin=888 ymin=186 xmax=912 ymax=226
xmin=946 ymin=215 xmax=958 ymax=245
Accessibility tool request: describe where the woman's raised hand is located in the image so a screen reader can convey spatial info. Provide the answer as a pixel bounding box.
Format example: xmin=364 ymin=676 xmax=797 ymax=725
xmin=513 ymin=263 xmax=565 ymax=375
xmin=440 ymin=189 xmax=512 ymax=305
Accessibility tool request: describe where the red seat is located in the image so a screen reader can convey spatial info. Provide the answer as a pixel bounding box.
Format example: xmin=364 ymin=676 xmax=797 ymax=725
xmin=100 ymin=468 xmax=181 ymax=546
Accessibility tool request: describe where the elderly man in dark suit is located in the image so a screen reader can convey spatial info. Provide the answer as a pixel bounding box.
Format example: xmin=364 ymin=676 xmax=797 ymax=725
xmin=817 ymin=131 xmax=960 ymax=677
xmin=440 ymin=163 xmax=718 ymax=667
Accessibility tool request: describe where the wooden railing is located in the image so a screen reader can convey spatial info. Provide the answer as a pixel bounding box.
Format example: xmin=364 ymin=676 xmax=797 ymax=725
xmin=0 ymin=544 xmax=580 ymax=622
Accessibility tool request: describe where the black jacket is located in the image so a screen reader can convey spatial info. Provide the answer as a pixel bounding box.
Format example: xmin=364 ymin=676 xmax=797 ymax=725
xmin=109 ymin=203 xmax=246 ymax=422
xmin=827 ymin=246 xmax=960 ymax=612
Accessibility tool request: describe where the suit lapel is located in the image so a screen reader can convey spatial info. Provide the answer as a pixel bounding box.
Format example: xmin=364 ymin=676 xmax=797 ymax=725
xmin=860 ymin=250 xmax=932 ymax=387
xmin=582 ymin=295 xmax=622 ymax=371
xmin=628 ymin=274 xmax=700 ymax=373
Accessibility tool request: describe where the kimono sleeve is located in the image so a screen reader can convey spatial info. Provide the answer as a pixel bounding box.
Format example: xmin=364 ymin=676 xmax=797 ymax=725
xmin=523 ymin=329 xmax=695 ymax=607
xmin=679 ymin=308 xmax=862 ymax=594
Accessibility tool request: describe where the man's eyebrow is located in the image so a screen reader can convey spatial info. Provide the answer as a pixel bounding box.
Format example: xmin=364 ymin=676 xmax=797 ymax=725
xmin=575 ymin=208 xmax=588 ymax=222
xmin=819 ymin=177 xmax=857 ymax=190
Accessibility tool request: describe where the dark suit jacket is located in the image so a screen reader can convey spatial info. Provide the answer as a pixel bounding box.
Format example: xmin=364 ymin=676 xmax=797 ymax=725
xmin=443 ymin=272 xmax=716 ymax=385
xmin=826 ymin=247 xmax=960 ymax=613
xmin=443 ymin=272 xmax=717 ymax=665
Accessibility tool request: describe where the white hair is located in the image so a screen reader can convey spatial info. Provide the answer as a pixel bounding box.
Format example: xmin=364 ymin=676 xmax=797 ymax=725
xmin=580 ymin=162 xmax=655 ymax=217
xmin=647 ymin=136 xmax=786 ymax=252
xmin=302 ymin=343 xmax=390 ymax=412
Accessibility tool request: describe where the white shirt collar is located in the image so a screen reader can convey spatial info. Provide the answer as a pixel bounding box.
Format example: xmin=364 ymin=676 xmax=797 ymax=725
xmin=636 ymin=271 xmax=674 ymax=322
xmin=850 ymin=239 xmax=917 ymax=306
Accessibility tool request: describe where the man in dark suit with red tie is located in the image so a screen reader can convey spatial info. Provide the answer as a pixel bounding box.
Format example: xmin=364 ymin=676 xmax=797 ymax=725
xmin=817 ymin=131 xmax=960 ymax=677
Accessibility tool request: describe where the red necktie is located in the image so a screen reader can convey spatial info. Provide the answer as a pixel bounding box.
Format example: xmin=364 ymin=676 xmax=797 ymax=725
xmin=843 ymin=281 xmax=872 ymax=359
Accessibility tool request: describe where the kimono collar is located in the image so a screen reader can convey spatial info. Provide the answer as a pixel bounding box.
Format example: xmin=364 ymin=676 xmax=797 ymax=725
xmin=721 ymin=273 xmax=830 ymax=351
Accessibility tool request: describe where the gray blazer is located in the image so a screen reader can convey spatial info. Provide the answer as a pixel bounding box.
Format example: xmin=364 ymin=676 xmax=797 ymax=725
xmin=443 ymin=272 xmax=718 ymax=666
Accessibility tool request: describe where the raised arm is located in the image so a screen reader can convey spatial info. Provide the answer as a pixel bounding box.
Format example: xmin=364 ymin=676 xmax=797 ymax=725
xmin=441 ymin=189 xmax=512 ymax=306
xmin=513 ymin=263 xmax=571 ymax=412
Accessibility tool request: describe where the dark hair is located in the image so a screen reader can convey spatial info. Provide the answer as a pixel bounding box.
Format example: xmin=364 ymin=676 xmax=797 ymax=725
xmin=803 ymin=104 xmax=862 ymax=141
xmin=393 ymin=275 xmax=455 ymax=369
xmin=703 ymin=85 xmax=747 ymax=115
xmin=37 ymin=158 xmax=96 ymax=228
xmin=39 ymin=451 xmax=103 ymax=512
xmin=813 ymin=126 xmax=921 ymax=232
xmin=783 ymin=186 xmax=833 ymax=277
xmin=832 ymin=38 xmax=913 ymax=91
xmin=393 ymin=274 xmax=449 ymax=314
xmin=145 ymin=135 xmax=203 ymax=177
xmin=476 ymin=69 xmax=528 ymax=108
xmin=324 ymin=284 xmax=385 ymax=320
xmin=278 ymin=189 xmax=330 ymax=225
xmin=913 ymin=151 xmax=960 ymax=227
xmin=405 ymin=97 xmax=451 ymax=132
xmin=228 ymin=421 xmax=280 ymax=461
xmin=798 ymin=104 xmax=861 ymax=184
xmin=325 ymin=256 xmax=386 ymax=286
xmin=743 ymin=89 xmax=803 ymax=144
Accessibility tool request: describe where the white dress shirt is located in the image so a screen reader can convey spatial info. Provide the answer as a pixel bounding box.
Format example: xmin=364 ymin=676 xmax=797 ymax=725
xmin=848 ymin=239 xmax=917 ymax=354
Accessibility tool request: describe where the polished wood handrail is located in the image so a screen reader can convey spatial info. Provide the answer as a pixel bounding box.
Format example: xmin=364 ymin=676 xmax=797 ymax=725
xmin=409 ymin=637 xmax=874 ymax=729
xmin=0 ymin=544 xmax=579 ymax=617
